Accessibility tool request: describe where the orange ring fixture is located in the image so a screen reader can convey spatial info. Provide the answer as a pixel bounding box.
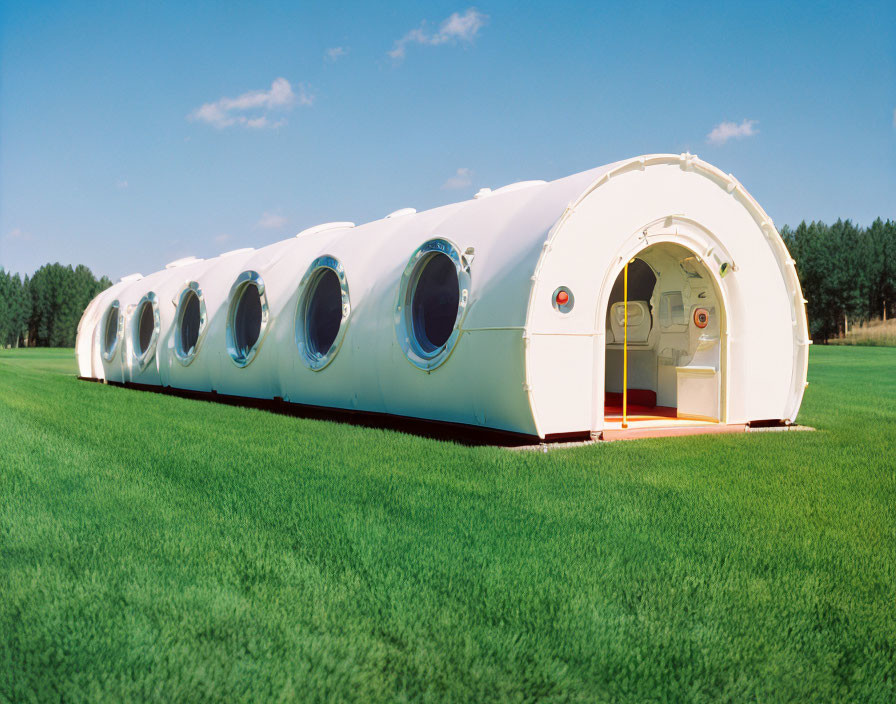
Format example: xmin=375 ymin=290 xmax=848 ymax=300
xmin=694 ymin=307 xmax=709 ymax=328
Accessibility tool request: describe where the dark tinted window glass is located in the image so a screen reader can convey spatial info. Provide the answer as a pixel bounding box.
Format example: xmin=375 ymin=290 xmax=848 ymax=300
xmin=233 ymin=284 xmax=262 ymax=357
xmin=411 ymin=253 xmax=459 ymax=352
xmin=307 ymin=269 xmax=342 ymax=356
xmin=180 ymin=292 xmax=201 ymax=355
xmin=104 ymin=306 xmax=119 ymax=353
xmin=137 ymin=301 xmax=154 ymax=353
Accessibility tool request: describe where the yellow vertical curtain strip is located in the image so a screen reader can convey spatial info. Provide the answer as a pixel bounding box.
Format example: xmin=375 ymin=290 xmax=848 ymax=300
xmin=622 ymin=259 xmax=629 ymax=429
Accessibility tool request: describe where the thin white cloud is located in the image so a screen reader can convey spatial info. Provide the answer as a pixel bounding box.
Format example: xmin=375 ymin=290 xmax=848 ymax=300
xmin=6 ymin=228 xmax=31 ymax=241
xmin=245 ymin=116 xmax=286 ymax=129
xmin=325 ymin=46 xmax=347 ymax=62
xmin=214 ymin=234 xmax=232 ymax=244
xmin=116 ymin=179 xmax=128 ymax=190
xmin=389 ymin=8 xmax=487 ymax=61
xmin=189 ymin=78 xmax=312 ymax=129
xmin=706 ymin=119 xmax=758 ymax=145
xmin=442 ymin=167 xmax=473 ymax=190
xmin=256 ymin=212 xmax=288 ymax=229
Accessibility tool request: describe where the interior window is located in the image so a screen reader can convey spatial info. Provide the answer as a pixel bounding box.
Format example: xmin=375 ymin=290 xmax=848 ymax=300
xmin=659 ymin=291 xmax=685 ymax=328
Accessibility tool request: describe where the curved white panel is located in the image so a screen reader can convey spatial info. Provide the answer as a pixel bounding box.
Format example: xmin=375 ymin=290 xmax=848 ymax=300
xmin=77 ymin=155 xmax=808 ymax=438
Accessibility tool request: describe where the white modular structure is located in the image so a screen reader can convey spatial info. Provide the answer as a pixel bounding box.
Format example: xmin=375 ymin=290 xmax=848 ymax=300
xmin=77 ymin=154 xmax=810 ymax=439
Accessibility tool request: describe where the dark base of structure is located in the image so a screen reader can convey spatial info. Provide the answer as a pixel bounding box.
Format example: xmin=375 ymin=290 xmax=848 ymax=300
xmin=78 ymin=377 xmax=794 ymax=447
xmin=78 ymin=376 xmax=569 ymax=447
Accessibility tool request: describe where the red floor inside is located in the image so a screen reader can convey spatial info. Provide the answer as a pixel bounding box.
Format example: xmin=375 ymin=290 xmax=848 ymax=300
xmin=599 ymin=391 xmax=742 ymax=440
xmin=604 ymin=391 xmax=690 ymax=422
xmin=604 ymin=404 xmax=678 ymax=420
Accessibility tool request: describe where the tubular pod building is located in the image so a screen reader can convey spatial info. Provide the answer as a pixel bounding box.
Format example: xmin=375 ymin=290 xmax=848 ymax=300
xmin=77 ymin=154 xmax=810 ymax=440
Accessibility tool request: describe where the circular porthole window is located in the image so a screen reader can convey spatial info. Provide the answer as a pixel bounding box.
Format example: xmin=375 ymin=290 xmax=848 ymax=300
xmin=174 ymin=282 xmax=207 ymax=366
xmin=295 ymin=256 xmax=351 ymax=371
xmin=132 ymin=292 xmax=160 ymax=371
xmin=101 ymin=300 xmax=122 ymax=362
xmin=226 ymin=271 xmax=269 ymax=367
xmin=396 ymin=238 xmax=470 ymax=371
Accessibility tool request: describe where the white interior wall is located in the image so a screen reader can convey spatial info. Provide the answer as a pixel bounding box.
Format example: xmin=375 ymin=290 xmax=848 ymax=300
xmin=601 ymin=245 xmax=722 ymax=408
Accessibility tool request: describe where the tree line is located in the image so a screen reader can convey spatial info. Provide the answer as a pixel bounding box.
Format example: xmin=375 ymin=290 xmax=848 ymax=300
xmin=782 ymin=218 xmax=895 ymax=343
xmin=1 ymin=219 xmax=894 ymax=348
xmin=0 ymin=264 xmax=111 ymax=348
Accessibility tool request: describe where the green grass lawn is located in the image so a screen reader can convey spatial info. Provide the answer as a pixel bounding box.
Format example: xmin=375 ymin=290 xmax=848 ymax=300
xmin=1 ymin=347 xmax=894 ymax=702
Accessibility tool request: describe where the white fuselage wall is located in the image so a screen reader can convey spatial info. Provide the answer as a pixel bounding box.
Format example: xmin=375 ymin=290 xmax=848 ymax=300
xmin=77 ymin=155 xmax=808 ymax=438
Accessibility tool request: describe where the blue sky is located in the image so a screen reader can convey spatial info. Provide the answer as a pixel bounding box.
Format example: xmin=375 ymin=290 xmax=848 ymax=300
xmin=1 ymin=1 xmax=894 ymax=280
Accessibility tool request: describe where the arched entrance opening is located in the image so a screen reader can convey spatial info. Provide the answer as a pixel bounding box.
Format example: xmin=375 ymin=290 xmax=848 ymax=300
xmin=602 ymin=242 xmax=726 ymax=430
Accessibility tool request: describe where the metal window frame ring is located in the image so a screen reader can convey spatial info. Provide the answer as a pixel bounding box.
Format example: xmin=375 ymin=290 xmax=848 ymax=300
xmin=101 ymin=300 xmax=123 ymax=362
xmin=225 ymin=270 xmax=270 ymax=368
xmin=295 ymin=255 xmax=352 ymax=371
xmin=174 ymin=281 xmax=209 ymax=366
xmin=395 ymin=237 xmax=471 ymax=372
xmin=131 ymin=291 xmax=161 ymax=372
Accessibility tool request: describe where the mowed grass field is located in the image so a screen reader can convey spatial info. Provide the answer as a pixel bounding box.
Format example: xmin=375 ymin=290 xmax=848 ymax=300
xmin=1 ymin=348 xmax=894 ymax=702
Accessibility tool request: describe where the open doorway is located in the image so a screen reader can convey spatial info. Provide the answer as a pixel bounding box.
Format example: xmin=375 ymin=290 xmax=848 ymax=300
xmin=603 ymin=242 xmax=725 ymax=430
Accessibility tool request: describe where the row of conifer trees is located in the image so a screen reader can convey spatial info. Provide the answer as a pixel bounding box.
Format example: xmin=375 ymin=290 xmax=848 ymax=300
xmin=782 ymin=218 xmax=895 ymax=343
xmin=0 ymin=264 xmax=111 ymax=348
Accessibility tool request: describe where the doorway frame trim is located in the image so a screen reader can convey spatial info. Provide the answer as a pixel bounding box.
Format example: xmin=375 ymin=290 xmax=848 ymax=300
xmin=591 ymin=215 xmax=734 ymax=432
